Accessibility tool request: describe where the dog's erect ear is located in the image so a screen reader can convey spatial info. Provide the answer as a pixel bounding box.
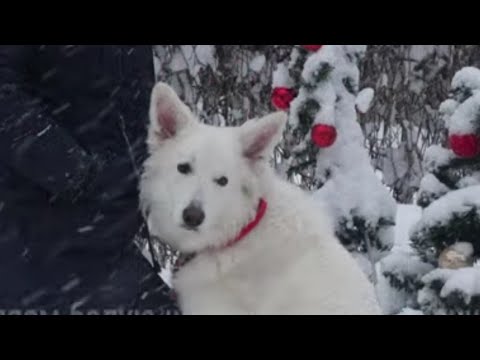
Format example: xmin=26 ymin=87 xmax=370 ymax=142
xmin=239 ymin=112 xmax=287 ymax=162
xmin=148 ymin=82 xmax=195 ymax=144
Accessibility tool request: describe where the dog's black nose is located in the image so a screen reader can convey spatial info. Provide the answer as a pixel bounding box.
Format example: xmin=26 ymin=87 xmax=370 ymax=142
xmin=183 ymin=204 xmax=205 ymax=228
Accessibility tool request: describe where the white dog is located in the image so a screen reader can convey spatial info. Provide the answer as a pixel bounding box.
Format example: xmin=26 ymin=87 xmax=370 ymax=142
xmin=140 ymin=83 xmax=382 ymax=315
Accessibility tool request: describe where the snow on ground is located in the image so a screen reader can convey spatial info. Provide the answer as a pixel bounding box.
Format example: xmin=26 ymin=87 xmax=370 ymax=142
xmin=398 ymin=308 xmax=424 ymax=315
xmin=375 ymin=203 xmax=424 ymax=315
xmin=393 ymin=204 xmax=422 ymax=252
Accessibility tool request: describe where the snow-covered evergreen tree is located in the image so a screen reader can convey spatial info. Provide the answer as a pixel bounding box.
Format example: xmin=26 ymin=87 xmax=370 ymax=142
xmin=381 ymin=67 xmax=480 ymax=315
xmin=414 ymin=67 xmax=480 ymax=315
xmin=272 ymin=45 xmax=397 ymax=281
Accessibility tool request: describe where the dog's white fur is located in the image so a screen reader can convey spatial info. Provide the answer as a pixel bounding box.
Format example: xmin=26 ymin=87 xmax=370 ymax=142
xmin=140 ymin=83 xmax=382 ymax=315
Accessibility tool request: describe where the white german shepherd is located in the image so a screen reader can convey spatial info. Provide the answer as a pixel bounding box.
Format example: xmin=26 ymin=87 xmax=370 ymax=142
xmin=139 ymin=83 xmax=381 ymax=315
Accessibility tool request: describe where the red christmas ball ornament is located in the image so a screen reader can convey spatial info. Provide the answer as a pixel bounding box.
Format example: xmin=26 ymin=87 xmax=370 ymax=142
xmin=271 ymin=87 xmax=296 ymax=110
xmin=302 ymin=45 xmax=323 ymax=52
xmin=449 ymin=134 xmax=480 ymax=158
xmin=311 ymin=124 xmax=337 ymax=148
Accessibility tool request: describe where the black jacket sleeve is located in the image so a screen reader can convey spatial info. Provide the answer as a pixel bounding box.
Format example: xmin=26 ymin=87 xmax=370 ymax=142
xmin=0 ymin=45 xmax=95 ymax=200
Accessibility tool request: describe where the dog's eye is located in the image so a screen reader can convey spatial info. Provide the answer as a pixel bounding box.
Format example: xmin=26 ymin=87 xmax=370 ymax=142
xmin=178 ymin=163 xmax=192 ymax=175
xmin=215 ymin=176 xmax=229 ymax=187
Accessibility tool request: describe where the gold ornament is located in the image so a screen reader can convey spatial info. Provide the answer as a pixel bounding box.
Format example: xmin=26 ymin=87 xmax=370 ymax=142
xmin=438 ymin=242 xmax=474 ymax=270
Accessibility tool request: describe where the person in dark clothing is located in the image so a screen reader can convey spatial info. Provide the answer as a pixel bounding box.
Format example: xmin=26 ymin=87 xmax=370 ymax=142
xmin=0 ymin=45 xmax=179 ymax=315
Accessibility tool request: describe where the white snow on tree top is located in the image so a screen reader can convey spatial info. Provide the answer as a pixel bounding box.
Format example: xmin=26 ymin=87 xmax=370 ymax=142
xmin=423 ymin=145 xmax=455 ymax=173
xmin=272 ymin=63 xmax=294 ymax=88
xmin=451 ymin=66 xmax=480 ymax=96
xmin=422 ymin=267 xmax=480 ymax=304
xmin=380 ymin=251 xmax=434 ymax=280
xmin=439 ymin=99 xmax=459 ymax=129
xmin=458 ymin=172 xmax=480 ymax=189
xmin=411 ymin=185 xmax=480 ymax=236
xmin=355 ymin=88 xmax=375 ymax=114
xmin=288 ymin=79 xmax=337 ymax=128
xmin=419 ymin=173 xmax=450 ymax=198
xmin=301 ymin=45 xmax=337 ymax=87
xmin=449 ymin=92 xmax=480 ymax=134
xmin=313 ymin=155 xmax=397 ymax=234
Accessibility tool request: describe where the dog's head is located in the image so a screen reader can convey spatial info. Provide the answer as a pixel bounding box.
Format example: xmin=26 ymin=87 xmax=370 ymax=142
xmin=140 ymin=83 xmax=287 ymax=253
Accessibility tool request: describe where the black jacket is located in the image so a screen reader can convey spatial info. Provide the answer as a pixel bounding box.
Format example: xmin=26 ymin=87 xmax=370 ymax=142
xmin=0 ymin=45 xmax=177 ymax=314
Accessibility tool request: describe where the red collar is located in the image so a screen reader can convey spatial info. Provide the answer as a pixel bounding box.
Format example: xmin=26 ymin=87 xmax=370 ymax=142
xmin=173 ymin=198 xmax=268 ymax=272
xmin=221 ymin=198 xmax=268 ymax=250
